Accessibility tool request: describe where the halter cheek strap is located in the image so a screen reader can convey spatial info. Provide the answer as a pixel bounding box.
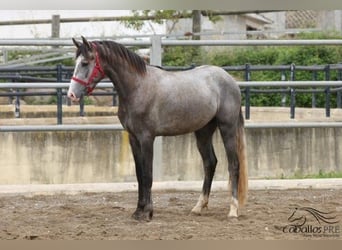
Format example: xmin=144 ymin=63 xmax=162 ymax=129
xmin=71 ymin=43 xmax=106 ymax=95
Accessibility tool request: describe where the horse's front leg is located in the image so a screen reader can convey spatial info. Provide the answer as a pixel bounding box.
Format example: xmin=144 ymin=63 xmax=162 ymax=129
xmin=129 ymin=133 xmax=154 ymax=221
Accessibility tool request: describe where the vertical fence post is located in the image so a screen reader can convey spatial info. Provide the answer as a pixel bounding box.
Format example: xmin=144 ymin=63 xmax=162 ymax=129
xmin=79 ymin=95 xmax=85 ymax=116
xmin=150 ymin=35 xmax=162 ymax=66
xmin=51 ymin=15 xmax=60 ymax=50
xmin=11 ymin=76 xmax=20 ymax=118
xmin=79 ymin=97 xmax=85 ymax=116
xmin=57 ymin=88 xmax=63 ymax=124
xmin=2 ymin=49 xmax=8 ymax=64
xmin=56 ymin=64 xmax=63 ymax=82
xmin=337 ymin=67 xmax=342 ymax=108
xmin=312 ymin=71 xmax=318 ymax=108
xmin=51 ymin=15 xmax=60 ymax=38
xmin=290 ymin=89 xmax=296 ymax=119
xmin=281 ymin=70 xmax=286 ymax=107
xmin=150 ymin=35 xmax=163 ymax=181
xmin=112 ymin=89 xmax=117 ymax=106
xmin=290 ymin=63 xmax=296 ymax=119
xmin=56 ymin=64 xmax=63 ymax=124
xmin=325 ymin=64 xmax=331 ymax=117
xmin=14 ymin=89 xmax=20 ymax=118
xmin=244 ymin=63 xmax=251 ymax=120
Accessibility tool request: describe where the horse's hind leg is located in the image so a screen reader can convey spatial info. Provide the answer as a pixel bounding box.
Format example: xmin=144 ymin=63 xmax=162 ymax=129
xmin=191 ymin=119 xmax=217 ymax=215
xmin=218 ymin=121 xmax=240 ymax=218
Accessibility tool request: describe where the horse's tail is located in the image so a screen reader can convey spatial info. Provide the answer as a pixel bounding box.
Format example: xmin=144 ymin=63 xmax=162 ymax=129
xmin=237 ymin=108 xmax=248 ymax=206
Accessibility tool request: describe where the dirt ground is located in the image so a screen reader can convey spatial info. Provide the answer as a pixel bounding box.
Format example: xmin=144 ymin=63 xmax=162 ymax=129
xmin=0 ymin=189 xmax=341 ymax=240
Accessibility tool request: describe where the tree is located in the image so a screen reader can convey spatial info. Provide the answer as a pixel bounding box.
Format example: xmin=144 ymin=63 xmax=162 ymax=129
xmin=121 ymin=10 xmax=192 ymax=35
xmin=121 ymin=10 xmax=223 ymax=39
xmin=121 ymin=10 xmax=224 ymax=66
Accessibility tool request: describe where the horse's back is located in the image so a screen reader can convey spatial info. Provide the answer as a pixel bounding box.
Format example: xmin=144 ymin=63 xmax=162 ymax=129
xmin=188 ymin=65 xmax=242 ymax=123
xmin=141 ymin=65 xmax=241 ymax=136
xmin=148 ymin=65 xmax=233 ymax=106
xmin=148 ymin=65 xmax=238 ymax=91
xmin=178 ymin=65 xmax=241 ymax=108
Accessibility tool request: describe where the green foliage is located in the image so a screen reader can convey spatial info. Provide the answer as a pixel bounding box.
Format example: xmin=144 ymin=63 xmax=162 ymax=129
xmin=6 ymin=50 xmax=75 ymax=67
xmin=83 ymin=96 xmax=94 ymax=105
xmin=7 ymin=50 xmax=39 ymax=62
xmin=121 ymin=10 xmax=191 ymax=30
xmin=162 ymin=46 xmax=202 ymax=66
xmin=162 ymin=32 xmax=342 ymax=108
xmin=288 ymin=170 xmax=342 ymax=179
xmin=206 ymin=32 xmax=342 ymax=107
xmin=202 ymin=10 xmax=222 ymax=23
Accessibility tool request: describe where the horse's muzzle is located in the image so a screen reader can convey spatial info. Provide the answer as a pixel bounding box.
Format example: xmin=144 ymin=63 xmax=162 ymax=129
xmin=67 ymin=90 xmax=80 ymax=102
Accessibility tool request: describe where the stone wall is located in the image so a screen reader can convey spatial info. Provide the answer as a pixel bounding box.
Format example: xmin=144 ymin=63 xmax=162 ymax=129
xmin=0 ymin=127 xmax=341 ymax=184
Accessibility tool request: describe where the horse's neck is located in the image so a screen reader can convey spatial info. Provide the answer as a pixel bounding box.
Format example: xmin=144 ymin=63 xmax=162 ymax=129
xmin=106 ymin=65 xmax=141 ymax=102
xmin=110 ymin=68 xmax=139 ymax=124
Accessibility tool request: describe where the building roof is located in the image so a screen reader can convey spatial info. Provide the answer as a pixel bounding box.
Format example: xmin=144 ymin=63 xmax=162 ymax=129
xmin=244 ymin=13 xmax=273 ymax=25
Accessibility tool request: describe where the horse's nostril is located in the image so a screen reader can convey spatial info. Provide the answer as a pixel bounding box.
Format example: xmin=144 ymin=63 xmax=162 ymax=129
xmin=67 ymin=90 xmax=74 ymax=98
xmin=67 ymin=91 xmax=80 ymax=102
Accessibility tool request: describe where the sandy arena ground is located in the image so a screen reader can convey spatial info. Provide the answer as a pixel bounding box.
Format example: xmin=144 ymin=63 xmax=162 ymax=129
xmin=1 ymin=106 xmax=341 ymax=240
xmin=0 ymin=188 xmax=341 ymax=240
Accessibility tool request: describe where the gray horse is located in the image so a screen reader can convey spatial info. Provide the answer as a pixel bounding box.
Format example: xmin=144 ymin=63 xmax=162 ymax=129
xmin=68 ymin=36 xmax=248 ymax=221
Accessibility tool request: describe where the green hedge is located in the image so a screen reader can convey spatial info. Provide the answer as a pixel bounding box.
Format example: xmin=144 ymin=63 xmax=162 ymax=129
xmin=163 ymin=32 xmax=342 ymax=107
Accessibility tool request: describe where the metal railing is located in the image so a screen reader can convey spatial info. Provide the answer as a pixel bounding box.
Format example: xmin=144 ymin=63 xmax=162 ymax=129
xmin=1 ymin=81 xmax=342 ymax=126
xmin=1 ymin=37 xmax=342 ymax=65
xmin=2 ymin=122 xmax=342 ymax=133
xmin=1 ymin=38 xmax=342 ymax=47
xmin=1 ymin=64 xmax=342 ymax=121
xmin=1 ymin=37 xmax=342 ymax=124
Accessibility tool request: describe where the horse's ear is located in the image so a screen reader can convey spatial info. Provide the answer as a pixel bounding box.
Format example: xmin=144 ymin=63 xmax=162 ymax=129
xmin=72 ymin=38 xmax=81 ymax=48
xmin=81 ymin=36 xmax=92 ymax=51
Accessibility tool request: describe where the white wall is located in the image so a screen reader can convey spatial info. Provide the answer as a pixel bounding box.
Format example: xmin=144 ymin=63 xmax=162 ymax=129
xmin=317 ymin=10 xmax=342 ymax=32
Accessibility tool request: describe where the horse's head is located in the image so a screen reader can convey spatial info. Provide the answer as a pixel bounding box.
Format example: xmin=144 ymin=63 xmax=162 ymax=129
xmin=68 ymin=36 xmax=106 ymax=102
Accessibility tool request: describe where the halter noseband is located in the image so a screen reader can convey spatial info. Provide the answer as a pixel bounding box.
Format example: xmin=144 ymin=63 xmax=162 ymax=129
xmin=71 ymin=43 xmax=106 ymax=95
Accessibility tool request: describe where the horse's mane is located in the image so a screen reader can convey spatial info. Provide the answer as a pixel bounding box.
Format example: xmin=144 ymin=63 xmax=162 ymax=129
xmin=77 ymin=40 xmax=147 ymax=75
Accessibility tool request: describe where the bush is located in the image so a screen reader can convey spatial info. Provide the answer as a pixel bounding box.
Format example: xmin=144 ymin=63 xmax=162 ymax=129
xmin=162 ymin=45 xmax=203 ymax=66
xmin=162 ymin=32 xmax=342 ymax=107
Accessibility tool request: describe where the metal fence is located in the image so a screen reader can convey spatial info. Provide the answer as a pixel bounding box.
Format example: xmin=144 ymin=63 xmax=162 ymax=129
xmin=1 ymin=63 xmax=342 ymax=121
xmin=2 ymin=37 xmax=342 ymax=64
xmin=1 ymin=80 xmax=342 ymax=126
xmin=233 ymin=63 xmax=342 ymax=119
xmin=2 ymin=121 xmax=342 ymax=133
xmin=1 ymin=37 xmax=342 ymax=126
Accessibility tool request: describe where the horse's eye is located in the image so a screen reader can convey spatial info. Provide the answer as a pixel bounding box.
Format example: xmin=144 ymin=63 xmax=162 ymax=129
xmin=81 ymin=61 xmax=89 ymax=67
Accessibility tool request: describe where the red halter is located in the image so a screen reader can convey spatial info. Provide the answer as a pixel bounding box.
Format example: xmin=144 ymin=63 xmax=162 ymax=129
xmin=71 ymin=43 xmax=106 ymax=95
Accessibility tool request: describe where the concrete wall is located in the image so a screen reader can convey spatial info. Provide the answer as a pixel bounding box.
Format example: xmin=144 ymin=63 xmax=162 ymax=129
xmin=0 ymin=127 xmax=341 ymax=185
xmin=317 ymin=10 xmax=342 ymax=33
xmin=166 ymin=15 xmax=247 ymax=40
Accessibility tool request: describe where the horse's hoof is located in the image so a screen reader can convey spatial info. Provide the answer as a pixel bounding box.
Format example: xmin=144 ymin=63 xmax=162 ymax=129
xmin=228 ymin=210 xmax=238 ymax=218
xmin=132 ymin=209 xmax=153 ymax=221
xmin=228 ymin=216 xmax=239 ymax=222
xmin=228 ymin=209 xmax=239 ymax=221
xmin=191 ymin=203 xmax=208 ymax=216
xmin=190 ymin=210 xmax=201 ymax=216
xmin=191 ymin=206 xmax=204 ymax=215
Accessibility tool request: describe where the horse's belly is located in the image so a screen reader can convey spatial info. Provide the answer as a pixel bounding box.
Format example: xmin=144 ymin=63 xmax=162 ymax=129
xmin=154 ymin=104 xmax=216 ymax=136
xmin=150 ymin=78 xmax=221 ymax=136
